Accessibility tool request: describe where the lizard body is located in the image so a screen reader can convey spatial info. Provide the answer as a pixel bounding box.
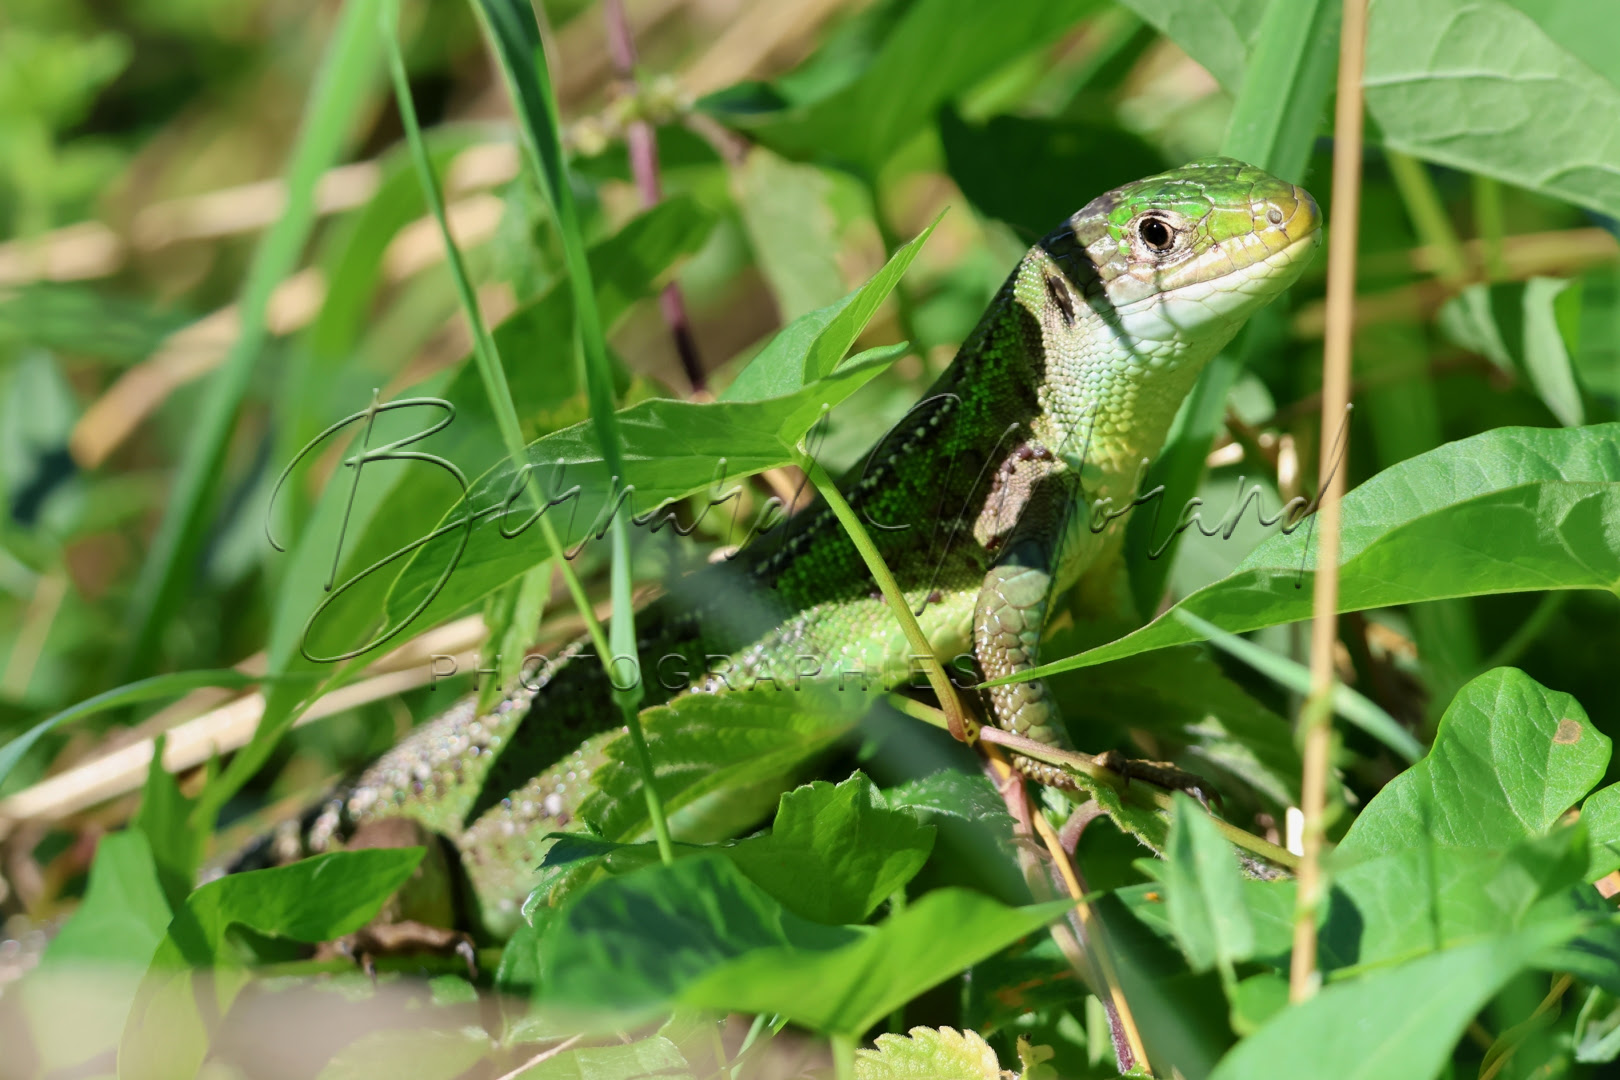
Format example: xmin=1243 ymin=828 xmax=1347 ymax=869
xmin=265 ymin=158 xmax=1320 ymax=936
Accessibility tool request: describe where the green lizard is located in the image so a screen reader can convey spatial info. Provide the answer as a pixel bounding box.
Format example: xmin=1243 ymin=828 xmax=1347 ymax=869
xmin=258 ymin=157 xmax=1320 ymax=939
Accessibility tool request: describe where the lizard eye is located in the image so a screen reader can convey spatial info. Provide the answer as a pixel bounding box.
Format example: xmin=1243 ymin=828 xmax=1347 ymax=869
xmin=1137 ymin=215 xmax=1176 ymax=254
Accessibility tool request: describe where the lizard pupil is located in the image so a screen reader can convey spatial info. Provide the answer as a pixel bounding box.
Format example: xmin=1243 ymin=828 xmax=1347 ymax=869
xmin=1138 ymin=216 xmax=1174 ymax=253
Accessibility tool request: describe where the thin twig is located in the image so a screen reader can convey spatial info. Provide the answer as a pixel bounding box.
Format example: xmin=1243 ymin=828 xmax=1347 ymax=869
xmin=603 ymin=0 xmax=706 ymax=392
xmin=1292 ymin=0 xmax=1368 ymax=1005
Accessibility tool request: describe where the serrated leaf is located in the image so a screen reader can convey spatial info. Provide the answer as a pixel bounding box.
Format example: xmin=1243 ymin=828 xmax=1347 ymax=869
xmin=726 ymin=773 xmax=935 ymax=925
xmin=855 ymin=1026 xmax=1004 ymax=1080
xmin=581 ymin=685 xmax=867 ymax=843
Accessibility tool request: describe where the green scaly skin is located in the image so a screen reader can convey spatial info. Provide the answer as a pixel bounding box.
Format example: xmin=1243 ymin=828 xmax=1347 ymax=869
xmin=280 ymin=158 xmax=1321 ymax=937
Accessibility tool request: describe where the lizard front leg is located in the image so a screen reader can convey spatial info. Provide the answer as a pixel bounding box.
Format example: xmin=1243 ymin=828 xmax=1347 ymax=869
xmin=972 ymin=454 xmax=1083 ymax=787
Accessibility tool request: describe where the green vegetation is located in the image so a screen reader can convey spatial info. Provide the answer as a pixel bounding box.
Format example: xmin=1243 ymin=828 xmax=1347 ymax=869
xmin=3 ymin=0 xmax=1620 ymax=1077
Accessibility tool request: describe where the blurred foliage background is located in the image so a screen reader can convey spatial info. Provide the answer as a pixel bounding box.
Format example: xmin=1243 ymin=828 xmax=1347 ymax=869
xmin=2 ymin=0 xmax=1620 ymax=1071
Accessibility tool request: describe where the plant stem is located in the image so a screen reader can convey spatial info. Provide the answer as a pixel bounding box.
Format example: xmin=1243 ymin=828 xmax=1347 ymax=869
xmin=120 ymin=0 xmax=384 ymax=678
xmin=831 ymin=1033 xmax=856 ymax=1080
xmin=1473 ymin=173 xmax=1509 ymax=281
xmin=799 ymin=458 xmax=971 ymax=741
xmin=1386 ymin=150 xmax=1469 ymax=286
xmin=382 ymin=0 xmax=609 ymax=667
xmin=1292 ymin=0 xmax=1368 ymax=1006
xmin=602 ymin=0 xmax=706 ymax=392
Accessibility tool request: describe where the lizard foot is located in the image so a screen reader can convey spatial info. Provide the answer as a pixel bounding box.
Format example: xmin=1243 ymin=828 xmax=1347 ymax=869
xmin=315 ymin=921 xmax=477 ymax=983
xmin=1093 ymin=750 xmax=1222 ymax=811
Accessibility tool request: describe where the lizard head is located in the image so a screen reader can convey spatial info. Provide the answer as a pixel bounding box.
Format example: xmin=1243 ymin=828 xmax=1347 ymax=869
xmin=1054 ymin=157 xmax=1321 ymax=344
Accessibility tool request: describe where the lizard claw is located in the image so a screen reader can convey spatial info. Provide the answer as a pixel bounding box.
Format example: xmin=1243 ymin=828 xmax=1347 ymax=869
xmin=1093 ymin=750 xmax=1224 ymax=811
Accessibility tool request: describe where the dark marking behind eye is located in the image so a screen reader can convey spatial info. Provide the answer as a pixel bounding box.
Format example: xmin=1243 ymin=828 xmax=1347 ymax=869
xmin=1045 ymin=274 xmax=1075 ymax=325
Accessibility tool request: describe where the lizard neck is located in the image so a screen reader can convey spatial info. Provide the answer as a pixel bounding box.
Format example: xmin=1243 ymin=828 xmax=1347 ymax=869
xmin=1015 ymin=247 xmax=1242 ymax=501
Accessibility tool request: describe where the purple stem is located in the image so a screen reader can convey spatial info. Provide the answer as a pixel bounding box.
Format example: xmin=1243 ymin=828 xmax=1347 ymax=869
xmin=603 ymin=0 xmax=706 ymax=392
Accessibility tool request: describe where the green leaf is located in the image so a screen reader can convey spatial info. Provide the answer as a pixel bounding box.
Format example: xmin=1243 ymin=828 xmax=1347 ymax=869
xmin=315 ymin=1028 xmax=494 ymax=1080
xmin=38 ymin=830 xmax=169 ymax=971
xmin=1016 ymin=424 xmax=1620 ymax=680
xmin=1207 ymin=925 xmax=1584 ymax=1080
xmin=22 ymin=832 xmax=171 ymax=1074
xmin=680 ymin=888 xmax=1072 ymax=1038
xmin=1115 ymin=0 xmax=1271 ymax=91
xmin=118 ymin=849 xmax=424 ymax=1080
xmin=131 ymin=734 xmax=204 ymax=911
xmin=1365 ymin=0 xmax=1620 ymax=221
xmin=539 ymin=854 xmax=859 ymax=1016
xmin=1575 ymin=987 xmax=1620 ymax=1064
xmin=938 ymin=106 xmax=1166 ymax=242
xmin=0 ymin=668 xmax=262 ymax=789
xmin=1219 ymin=0 xmax=1339 ymax=184
xmin=1162 ymin=793 xmax=1255 ymax=979
xmin=727 ymin=773 xmax=935 ymax=925
xmin=1439 ymin=279 xmax=1586 ymax=427
xmin=855 ymin=1026 xmax=1004 ymax=1079
xmin=378 ymin=350 xmax=901 ymax=656
xmin=1581 ymin=781 xmax=1620 ymax=882
xmin=1340 ymin=668 xmax=1609 ymax=856
xmin=516 ymin=1036 xmax=693 ymax=1080
xmin=714 ymin=0 xmax=1101 ymax=176
xmin=581 ymin=687 xmax=866 ymax=843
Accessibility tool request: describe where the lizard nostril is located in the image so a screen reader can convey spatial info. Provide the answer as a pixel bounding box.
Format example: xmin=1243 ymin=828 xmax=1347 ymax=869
xmin=1267 ymin=206 xmax=1285 ymax=225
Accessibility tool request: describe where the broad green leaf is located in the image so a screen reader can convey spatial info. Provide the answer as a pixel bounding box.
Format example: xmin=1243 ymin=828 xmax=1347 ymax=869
xmin=377 ymin=349 xmax=900 ymax=649
xmin=680 ymin=888 xmax=1072 ymax=1037
xmin=539 ymin=854 xmax=859 ymax=1015
xmin=1207 ymin=925 xmax=1583 ymax=1080
xmin=726 ymin=773 xmax=935 ymax=925
xmin=1439 ymin=279 xmax=1586 ymax=427
xmin=581 ymin=687 xmax=866 ymax=843
xmin=1162 ymin=793 xmax=1255 ymax=978
xmin=0 ymin=668 xmax=262 ymax=789
xmin=1340 ymin=668 xmax=1609 ymax=856
xmin=22 ymin=833 xmax=170 ymax=1075
xmin=316 ymin=1028 xmax=494 ymax=1080
xmin=1331 ymin=828 xmax=1588 ymax=971
xmin=713 ymin=0 xmax=1100 ymax=176
xmin=38 ymin=831 xmax=169 ymax=971
xmin=517 ymin=1036 xmax=693 ymax=1080
xmin=1115 ymin=0 xmax=1271 ymax=91
xmin=1016 ymin=424 xmax=1620 ymax=680
xmin=855 ymin=1027 xmax=1004 ymax=1080
xmin=119 ymin=849 xmax=424 ymax=1080
xmin=938 ymin=107 xmax=1166 ymax=242
xmin=1365 ymin=0 xmax=1620 ymax=221
xmin=1581 ymin=782 xmax=1620 ymax=882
